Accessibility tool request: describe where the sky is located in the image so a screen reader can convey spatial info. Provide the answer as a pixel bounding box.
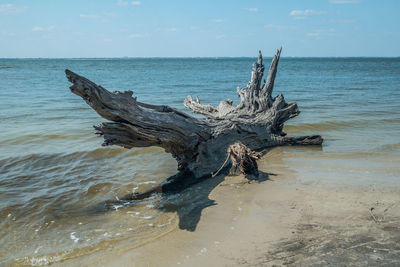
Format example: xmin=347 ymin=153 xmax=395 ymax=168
xmin=0 ymin=0 xmax=399 ymax=57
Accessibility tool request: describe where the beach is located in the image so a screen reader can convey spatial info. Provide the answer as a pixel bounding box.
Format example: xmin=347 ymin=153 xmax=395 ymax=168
xmin=1 ymin=57 xmax=400 ymax=265
xmin=57 ymin=146 xmax=400 ymax=266
xmin=2 ymin=0 xmax=400 ymax=265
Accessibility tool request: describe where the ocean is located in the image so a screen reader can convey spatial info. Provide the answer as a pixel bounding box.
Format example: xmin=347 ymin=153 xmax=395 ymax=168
xmin=1 ymin=57 xmax=399 ymax=265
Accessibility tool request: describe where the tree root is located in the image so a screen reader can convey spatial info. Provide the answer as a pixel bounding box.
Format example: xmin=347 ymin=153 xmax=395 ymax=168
xmin=212 ymin=141 xmax=262 ymax=177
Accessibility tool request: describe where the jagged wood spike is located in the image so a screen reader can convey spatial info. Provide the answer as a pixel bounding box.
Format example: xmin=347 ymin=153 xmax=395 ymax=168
xmin=184 ymin=47 xmax=284 ymax=118
xmin=262 ymin=47 xmax=282 ymax=99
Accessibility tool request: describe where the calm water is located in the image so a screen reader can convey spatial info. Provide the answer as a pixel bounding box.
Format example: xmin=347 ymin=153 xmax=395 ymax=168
xmin=1 ymin=57 xmax=400 ymax=265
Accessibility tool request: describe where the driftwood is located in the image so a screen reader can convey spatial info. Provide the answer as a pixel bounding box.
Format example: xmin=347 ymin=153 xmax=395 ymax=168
xmin=65 ymin=48 xmax=323 ymax=199
xmin=212 ymin=141 xmax=262 ymax=177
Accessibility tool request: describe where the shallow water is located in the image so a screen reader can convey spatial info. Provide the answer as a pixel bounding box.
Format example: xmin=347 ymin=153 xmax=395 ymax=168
xmin=1 ymin=57 xmax=400 ymax=265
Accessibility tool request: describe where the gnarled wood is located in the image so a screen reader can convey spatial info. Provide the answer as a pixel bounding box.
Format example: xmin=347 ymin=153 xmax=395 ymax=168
xmin=212 ymin=141 xmax=262 ymax=178
xmin=66 ymin=48 xmax=323 ymax=194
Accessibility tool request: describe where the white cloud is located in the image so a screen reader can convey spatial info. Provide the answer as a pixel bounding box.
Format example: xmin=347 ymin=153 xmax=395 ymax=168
xmin=118 ymin=1 xmax=141 ymax=6
xmin=290 ymin=9 xmax=325 ymax=19
xmin=290 ymin=10 xmax=324 ymax=16
xmin=0 ymin=3 xmax=27 ymax=14
xmin=128 ymin=33 xmax=150 ymax=38
xmin=306 ymin=29 xmax=337 ymax=37
xmin=244 ymin=8 xmax=258 ymax=12
xmin=330 ymin=0 xmax=360 ymax=4
xmin=213 ymin=19 xmax=224 ymax=23
xmin=103 ymin=38 xmax=113 ymax=42
xmin=80 ymin=14 xmax=100 ymax=19
xmin=307 ymin=32 xmax=320 ymax=37
xmin=32 ymin=26 xmax=44 ymax=32
xmin=264 ymin=24 xmax=293 ymax=30
xmin=166 ymin=28 xmax=178 ymax=32
xmin=79 ymin=13 xmax=117 ymax=22
xmin=32 ymin=26 xmax=56 ymax=32
xmin=117 ymin=0 xmax=129 ymax=6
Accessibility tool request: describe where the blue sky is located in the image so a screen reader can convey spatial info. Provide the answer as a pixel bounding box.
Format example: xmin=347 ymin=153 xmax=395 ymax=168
xmin=0 ymin=0 xmax=399 ymax=57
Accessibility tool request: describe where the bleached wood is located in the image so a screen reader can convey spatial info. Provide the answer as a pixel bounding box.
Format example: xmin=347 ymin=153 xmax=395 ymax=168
xmin=66 ymin=48 xmax=322 ymax=193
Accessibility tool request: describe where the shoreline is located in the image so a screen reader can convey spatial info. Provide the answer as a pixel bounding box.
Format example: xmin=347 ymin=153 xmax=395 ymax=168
xmin=57 ymin=147 xmax=400 ymax=266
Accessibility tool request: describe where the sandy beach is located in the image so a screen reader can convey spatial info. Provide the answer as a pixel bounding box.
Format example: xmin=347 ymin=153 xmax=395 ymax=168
xmin=56 ymin=146 xmax=400 ymax=266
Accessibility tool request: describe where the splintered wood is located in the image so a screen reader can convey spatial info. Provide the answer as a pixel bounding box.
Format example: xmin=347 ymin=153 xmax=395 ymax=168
xmin=212 ymin=141 xmax=262 ymax=177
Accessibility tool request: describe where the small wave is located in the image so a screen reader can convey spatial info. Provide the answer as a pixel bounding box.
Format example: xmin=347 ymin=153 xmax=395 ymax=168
xmin=6 ymin=210 xmax=178 ymax=266
xmin=284 ymin=118 xmax=400 ymax=132
xmin=380 ymin=118 xmax=400 ymax=124
xmin=40 ymin=116 xmax=77 ymax=120
xmin=376 ymin=143 xmax=400 ymax=153
xmin=0 ymin=113 xmax=35 ymax=120
xmin=285 ymin=121 xmax=354 ymax=132
xmin=279 ymin=146 xmax=400 ymax=162
xmin=172 ymin=84 xmax=203 ymax=88
xmin=0 ymin=132 xmax=94 ymax=146
xmin=70 ymin=232 xmax=80 ymax=243
xmin=87 ymin=182 xmax=114 ymax=195
xmin=139 ymin=181 xmax=157 ymax=185
xmin=0 ymin=147 xmax=167 ymax=178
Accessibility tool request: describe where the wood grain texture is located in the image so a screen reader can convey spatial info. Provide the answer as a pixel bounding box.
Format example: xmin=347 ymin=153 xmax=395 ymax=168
xmin=66 ymin=48 xmax=323 ymax=194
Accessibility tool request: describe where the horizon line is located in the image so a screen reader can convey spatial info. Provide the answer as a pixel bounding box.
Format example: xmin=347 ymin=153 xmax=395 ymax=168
xmin=1 ymin=56 xmax=399 ymax=60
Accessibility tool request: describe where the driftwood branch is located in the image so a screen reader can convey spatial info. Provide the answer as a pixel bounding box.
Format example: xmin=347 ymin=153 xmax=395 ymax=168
xmin=66 ymin=48 xmax=323 ymax=196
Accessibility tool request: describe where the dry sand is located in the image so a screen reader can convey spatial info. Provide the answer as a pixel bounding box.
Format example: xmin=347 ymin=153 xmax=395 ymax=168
xmin=58 ymin=147 xmax=400 ymax=266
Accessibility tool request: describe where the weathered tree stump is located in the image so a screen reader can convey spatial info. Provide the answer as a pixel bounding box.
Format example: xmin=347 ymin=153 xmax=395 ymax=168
xmin=65 ymin=48 xmax=323 ymax=198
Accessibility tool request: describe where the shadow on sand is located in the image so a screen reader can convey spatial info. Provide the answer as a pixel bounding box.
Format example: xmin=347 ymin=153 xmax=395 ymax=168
xmin=91 ymin=169 xmax=273 ymax=232
xmin=157 ymin=170 xmax=273 ymax=231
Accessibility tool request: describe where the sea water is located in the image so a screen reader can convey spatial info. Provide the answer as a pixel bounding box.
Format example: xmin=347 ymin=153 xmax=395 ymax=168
xmin=1 ymin=57 xmax=399 ymax=265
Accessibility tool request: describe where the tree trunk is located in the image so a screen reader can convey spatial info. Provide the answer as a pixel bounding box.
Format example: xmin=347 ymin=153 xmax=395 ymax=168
xmin=65 ymin=48 xmax=322 ymax=195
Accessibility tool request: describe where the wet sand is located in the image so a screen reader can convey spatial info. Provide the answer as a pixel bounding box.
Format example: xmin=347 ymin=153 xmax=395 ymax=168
xmin=57 ymin=147 xmax=400 ymax=266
